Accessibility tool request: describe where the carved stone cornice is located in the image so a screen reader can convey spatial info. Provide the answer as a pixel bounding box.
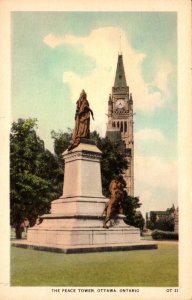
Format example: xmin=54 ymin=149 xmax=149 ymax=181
xmin=64 ymin=150 xmax=102 ymax=163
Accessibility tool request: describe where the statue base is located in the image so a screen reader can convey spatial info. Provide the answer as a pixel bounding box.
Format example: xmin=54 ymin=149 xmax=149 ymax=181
xmin=16 ymin=140 xmax=157 ymax=253
xmin=26 ymin=214 xmax=141 ymax=248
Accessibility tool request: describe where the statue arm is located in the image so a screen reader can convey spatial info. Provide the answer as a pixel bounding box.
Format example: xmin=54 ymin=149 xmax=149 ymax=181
xmin=79 ymin=102 xmax=94 ymax=120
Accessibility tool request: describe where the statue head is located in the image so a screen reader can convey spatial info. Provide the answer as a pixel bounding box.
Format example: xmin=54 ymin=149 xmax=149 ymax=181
xmin=109 ymin=179 xmax=124 ymax=193
xmin=80 ymin=89 xmax=87 ymax=99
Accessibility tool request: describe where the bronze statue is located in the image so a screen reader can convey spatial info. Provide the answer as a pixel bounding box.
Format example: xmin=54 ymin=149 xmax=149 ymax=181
xmin=68 ymin=90 xmax=94 ymax=151
xmin=103 ymin=180 xmax=124 ymax=228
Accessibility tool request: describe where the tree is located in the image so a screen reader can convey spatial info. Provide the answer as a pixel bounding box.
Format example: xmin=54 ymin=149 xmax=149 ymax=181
xmin=132 ymin=211 xmax=145 ymax=235
xmin=90 ymin=131 xmax=128 ymax=197
xmin=155 ymin=217 xmax=174 ymax=232
xmin=51 ymin=129 xmax=72 ymax=164
xmin=146 ymin=211 xmax=157 ymax=230
xmin=123 ymin=194 xmax=144 ymax=234
xmin=10 ymin=118 xmax=61 ymax=239
xmin=146 ymin=210 xmax=175 ymax=232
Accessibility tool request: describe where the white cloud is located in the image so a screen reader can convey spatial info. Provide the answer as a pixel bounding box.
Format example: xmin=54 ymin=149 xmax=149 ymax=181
xmin=152 ymin=61 xmax=173 ymax=98
xmin=135 ymin=128 xmax=166 ymax=143
xmin=43 ymin=33 xmax=66 ymax=48
xmin=43 ymin=27 xmax=174 ymax=137
xmin=135 ymin=155 xmax=177 ymax=190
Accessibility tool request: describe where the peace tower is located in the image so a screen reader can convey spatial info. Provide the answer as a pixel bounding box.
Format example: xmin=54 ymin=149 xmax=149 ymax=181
xmin=106 ymin=54 xmax=134 ymax=196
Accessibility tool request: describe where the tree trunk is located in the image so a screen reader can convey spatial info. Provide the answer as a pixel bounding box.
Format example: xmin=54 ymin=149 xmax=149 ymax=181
xmin=15 ymin=225 xmax=22 ymax=239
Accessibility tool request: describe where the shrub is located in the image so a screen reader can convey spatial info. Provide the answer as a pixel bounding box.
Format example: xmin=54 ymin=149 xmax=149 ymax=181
xmin=152 ymin=229 xmax=178 ymax=240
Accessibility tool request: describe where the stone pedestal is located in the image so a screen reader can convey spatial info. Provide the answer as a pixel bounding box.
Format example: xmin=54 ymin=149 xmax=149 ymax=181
xmin=24 ymin=140 xmax=156 ymax=253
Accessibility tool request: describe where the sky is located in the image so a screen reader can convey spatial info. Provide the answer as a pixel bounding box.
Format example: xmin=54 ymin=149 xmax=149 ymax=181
xmin=12 ymin=12 xmax=177 ymax=215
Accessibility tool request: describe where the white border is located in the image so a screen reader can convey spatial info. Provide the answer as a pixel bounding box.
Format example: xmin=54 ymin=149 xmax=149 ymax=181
xmin=0 ymin=0 xmax=191 ymax=299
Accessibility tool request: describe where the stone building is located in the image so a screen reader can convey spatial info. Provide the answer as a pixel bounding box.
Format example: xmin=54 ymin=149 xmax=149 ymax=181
xmin=106 ymin=54 xmax=134 ymax=196
xmin=146 ymin=204 xmax=179 ymax=232
xmin=174 ymin=207 xmax=179 ymax=233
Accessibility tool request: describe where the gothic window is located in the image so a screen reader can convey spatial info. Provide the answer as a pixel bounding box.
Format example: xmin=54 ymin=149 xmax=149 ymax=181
xmin=124 ymin=122 xmax=127 ymax=132
xmin=117 ymin=121 xmax=119 ymax=128
xmin=113 ymin=121 xmax=116 ymax=127
xmin=121 ymin=122 xmax=123 ymax=132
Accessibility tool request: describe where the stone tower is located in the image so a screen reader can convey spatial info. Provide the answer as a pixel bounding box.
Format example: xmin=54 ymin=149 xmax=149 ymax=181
xmin=106 ymin=54 xmax=134 ymax=196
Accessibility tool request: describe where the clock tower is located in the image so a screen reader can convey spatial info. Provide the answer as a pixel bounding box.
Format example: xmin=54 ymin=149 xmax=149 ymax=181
xmin=106 ymin=54 xmax=134 ymax=196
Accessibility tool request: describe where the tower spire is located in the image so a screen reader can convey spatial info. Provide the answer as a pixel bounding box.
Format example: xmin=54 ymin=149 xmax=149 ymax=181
xmin=106 ymin=53 xmax=134 ymax=196
xmin=114 ymin=54 xmax=127 ymax=88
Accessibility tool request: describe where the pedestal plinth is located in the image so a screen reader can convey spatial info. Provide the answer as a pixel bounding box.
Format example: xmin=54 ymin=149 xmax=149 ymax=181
xmin=22 ymin=140 xmax=157 ymax=253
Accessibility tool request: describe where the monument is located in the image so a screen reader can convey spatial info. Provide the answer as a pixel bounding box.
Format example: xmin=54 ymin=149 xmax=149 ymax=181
xmin=14 ymin=90 xmax=157 ymax=253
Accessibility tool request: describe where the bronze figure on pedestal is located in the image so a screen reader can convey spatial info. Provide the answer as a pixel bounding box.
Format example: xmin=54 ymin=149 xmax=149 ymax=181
xmin=68 ymin=90 xmax=94 ymax=151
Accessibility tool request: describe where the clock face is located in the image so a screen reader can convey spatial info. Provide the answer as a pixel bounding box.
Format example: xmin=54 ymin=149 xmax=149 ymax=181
xmin=116 ymin=99 xmax=125 ymax=108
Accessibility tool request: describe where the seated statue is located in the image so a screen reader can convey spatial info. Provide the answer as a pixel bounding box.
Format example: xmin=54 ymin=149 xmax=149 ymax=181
xmin=103 ymin=179 xmax=124 ymax=228
xmin=68 ymin=89 xmax=94 ymax=151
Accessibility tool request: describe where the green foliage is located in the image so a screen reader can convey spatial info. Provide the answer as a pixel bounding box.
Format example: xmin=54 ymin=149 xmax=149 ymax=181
xmin=90 ymin=131 xmax=128 ymax=197
xmin=147 ymin=211 xmax=175 ymax=232
xmin=132 ymin=211 xmax=145 ymax=233
xmin=51 ymin=129 xmax=72 ymax=162
xmin=146 ymin=220 xmax=156 ymax=230
xmin=147 ymin=212 xmax=158 ymax=230
xmin=150 ymin=211 xmax=157 ymax=224
xmin=50 ymin=129 xmax=72 ymax=192
xmin=155 ymin=217 xmax=175 ymax=232
xmin=10 ymin=118 xmax=61 ymax=238
xmin=152 ymin=230 xmax=178 ymax=240
xmin=123 ymin=195 xmax=144 ymax=233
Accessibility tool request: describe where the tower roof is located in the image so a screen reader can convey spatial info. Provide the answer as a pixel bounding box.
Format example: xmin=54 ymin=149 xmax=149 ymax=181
xmin=114 ymin=54 xmax=127 ymax=88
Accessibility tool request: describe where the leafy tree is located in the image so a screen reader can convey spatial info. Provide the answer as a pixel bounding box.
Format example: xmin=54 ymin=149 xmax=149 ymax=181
xmin=133 ymin=211 xmax=145 ymax=235
xmin=123 ymin=194 xmax=144 ymax=234
xmin=150 ymin=211 xmax=157 ymax=224
xmin=51 ymin=129 xmax=72 ymax=165
xmin=146 ymin=211 xmax=157 ymax=230
xmin=146 ymin=220 xmax=156 ymax=230
xmin=146 ymin=210 xmax=175 ymax=232
xmin=10 ymin=118 xmax=61 ymax=239
xmin=155 ymin=217 xmax=174 ymax=232
xmin=90 ymin=131 xmax=128 ymax=197
xmin=50 ymin=129 xmax=72 ymax=191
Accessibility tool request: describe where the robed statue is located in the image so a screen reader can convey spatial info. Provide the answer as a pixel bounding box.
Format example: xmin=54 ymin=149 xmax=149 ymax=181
xmin=68 ymin=90 xmax=94 ymax=151
xmin=103 ymin=180 xmax=124 ymax=228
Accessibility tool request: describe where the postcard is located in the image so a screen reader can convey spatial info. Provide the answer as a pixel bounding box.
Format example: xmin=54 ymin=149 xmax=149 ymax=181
xmin=0 ymin=0 xmax=191 ymax=299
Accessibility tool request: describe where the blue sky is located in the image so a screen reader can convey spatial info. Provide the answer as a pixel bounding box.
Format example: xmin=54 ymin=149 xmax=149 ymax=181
xmin=12 ymin=12 xmax=177 ymax=214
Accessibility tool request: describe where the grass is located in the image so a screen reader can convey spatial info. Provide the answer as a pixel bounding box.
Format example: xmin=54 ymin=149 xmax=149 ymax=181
xmin=141 ymin=235 xmax=152 ymax=240
xmin=11 ymin=242 xmax=178 ymax=287
xmin=11 ymin=228 xmax=15 ymax=239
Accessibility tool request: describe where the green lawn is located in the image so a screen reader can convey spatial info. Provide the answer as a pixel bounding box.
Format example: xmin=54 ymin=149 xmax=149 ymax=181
xmin=141 ymin=235 xmax=152 ymax=240
xmin=11 ymin=242 xmax=178 ymax=287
